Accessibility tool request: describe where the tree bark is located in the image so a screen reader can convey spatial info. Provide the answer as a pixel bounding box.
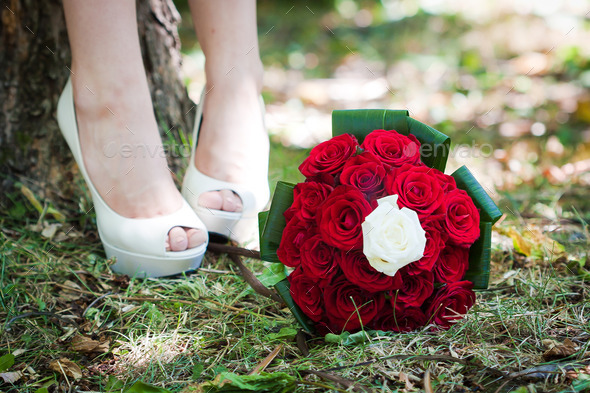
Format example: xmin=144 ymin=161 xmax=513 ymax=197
xmin=0 ymin=0 xmax=195 ymax=204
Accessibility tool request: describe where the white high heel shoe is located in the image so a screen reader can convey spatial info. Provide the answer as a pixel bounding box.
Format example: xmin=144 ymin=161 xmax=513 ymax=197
xmin=181 ymin=89 xmax=270 ymax=246
xmin=57 ymin=77 xmax=208 ymax=278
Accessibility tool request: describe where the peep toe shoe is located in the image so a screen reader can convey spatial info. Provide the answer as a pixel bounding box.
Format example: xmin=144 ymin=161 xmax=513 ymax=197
xmin=57 ymin=78 xmax=208 ymax=278
xmin=181 ymin=90 xmax=270 ymax=246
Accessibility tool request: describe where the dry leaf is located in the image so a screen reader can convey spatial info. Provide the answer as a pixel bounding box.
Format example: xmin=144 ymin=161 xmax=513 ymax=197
xmin=497 ymin=226 xmax=565 ymax=259
xmin=543 ymin=338 xmax=578 ymax=361
xmin=423 ymin=370 xmax=434 ymax=393
xmin=41 ymin=223 xmax=61 ymax=239
xmin=0 ymin=370 xmax=23 ymax=383
xmin=49 ymin=358 xmax=82 ymax=380
xmin=542 ymin=338 xmax=561 ymax=349
xmin=59 ymin=280 xmax=82 ymax=301
xmin=71 ymin=335 xmax=109 ymax=354
xmin=566 ymin=364 xmax=590 ymax=380
xmin=398 ymin=371 xmax=414 ymax=390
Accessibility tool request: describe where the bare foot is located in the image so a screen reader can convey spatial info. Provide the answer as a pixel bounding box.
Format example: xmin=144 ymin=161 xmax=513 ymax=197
xmin=72 ymin=75 xmax=206 ymax=252
xmin=194 ymin=74 xmax=269 ymax=212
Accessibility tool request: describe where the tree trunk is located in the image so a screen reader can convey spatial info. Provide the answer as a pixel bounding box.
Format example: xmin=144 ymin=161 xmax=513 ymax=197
xmin=0 ymin=0 xmax=195 ymax=205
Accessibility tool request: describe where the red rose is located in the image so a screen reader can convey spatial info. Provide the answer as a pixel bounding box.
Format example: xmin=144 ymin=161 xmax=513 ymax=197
xmin=340 ymin=152 xmax=387 ymax=198
xmin=444 ymin=189 xmax=480 ymax=247
xmin=299 ymin=134 xmax=359 ymax=178
xmin=426 ymin=281 xmax=476 ymax=329
xmin=304 ymin=173 xmax=337 ymax=187
xmin=336 ymin=250 xmax=402 ymax=293
xmin=324 ymin=276 xmax=384 ymax=332
xmin=393 ymin=269 xmax=434 ymax=308
xmin=288 ymin=266 xmax=325 ymax=323
xmin=277 ymin=215 xmax=314 ymax=268
xmin=371 ymin=303 xmax=427 ymax=332
xmin=435 ymin=172 xmax=457 ymax=192
xmin=300 ymin=235 xmax=340 ymax=280
xmin=318 ymin=185 xmax=373 ymax=250
xmin=405 ymin=219 xmax=447 ymax=274
xmin=361 ymin=129 xmax=421 ymax=168
xmin=287 ymin=181 xmax=334 ymax=223
xmin=434 ymin=245 xmax=469 ymax=284
xmin=385 ymin=164 xmax=445 ymax=220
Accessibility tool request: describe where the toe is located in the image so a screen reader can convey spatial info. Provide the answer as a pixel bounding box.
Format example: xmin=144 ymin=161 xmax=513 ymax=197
xmin=186 ymin=228 xmax=207 ymax=248
xmin=198 ymin=191 xmax=224 ymax=210
xmin=168 ymin=226 xmax=188 ymax=251
xmin=198 ymin=190 xmax=243 ymax=212
xmin=220 ymin=189 xmax=243 ymax=212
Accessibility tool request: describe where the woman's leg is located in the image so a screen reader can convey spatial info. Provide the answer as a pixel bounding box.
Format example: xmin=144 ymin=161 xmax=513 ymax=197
xmin=63 ymin=0 xmax=206 ymax=251
xmin=188 ymin=0 xmax=268 ymax=212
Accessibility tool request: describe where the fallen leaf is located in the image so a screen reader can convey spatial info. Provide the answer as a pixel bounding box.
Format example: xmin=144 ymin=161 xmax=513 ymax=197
xmin=399 ymin=371 xmax=414 ymax=390
xmin=0 ymin=353 xmax=15 ymax=372
xmin=424 ymin=370 xmax=433 ymax=393
xmin=0 ymin=370 xmax=23 ymax=383
xmin=498 ymin=226 xmax=565 ymax=259
xmin=71 ymin=335 xmax=110 ymax=354
xmin=21 ymin=185 xmax=43 ymax=214
xmin=41 ymin=223 xmax=61 ymax=239
xmin=58 ymin=280 xmax=82 ymax=301
xmin=49 ymin=358 xmax=82 ymax=380
xmin=566 ymin=364 xmax=590 ymax=380
xmin=249 ymin=344 xmax=283 ymax=375
xmin=543 ymin=338 xmax=578 ymax=361
xmin=296 ymin=330 xmax=310 ymax=357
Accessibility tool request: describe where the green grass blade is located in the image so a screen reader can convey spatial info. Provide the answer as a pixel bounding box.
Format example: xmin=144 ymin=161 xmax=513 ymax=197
xmin=451 ymin=166 xmax=502 ymax=224
xmin=464 ymin=222 xmax=492 ymax=289
xmin=332 ymin=110 xmax=450 ymax=171
xmin=259 ymin=181 xmax=295 ymax=262
xmin=274 ymin=278 xmax=315 ymax=334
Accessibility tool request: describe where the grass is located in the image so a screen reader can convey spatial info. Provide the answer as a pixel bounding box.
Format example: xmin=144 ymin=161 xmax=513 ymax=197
xmin=1 ymin=143 xmax=589 ymax=392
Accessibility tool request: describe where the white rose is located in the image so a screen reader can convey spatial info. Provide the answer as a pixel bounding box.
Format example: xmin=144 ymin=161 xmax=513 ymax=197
xmin=362 ymin=195 xmax=427 ymax=277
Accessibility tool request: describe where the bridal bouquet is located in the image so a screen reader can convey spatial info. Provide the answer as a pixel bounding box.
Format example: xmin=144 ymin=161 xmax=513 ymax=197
xmin=259 ymin=110 xmax=501 ymax=334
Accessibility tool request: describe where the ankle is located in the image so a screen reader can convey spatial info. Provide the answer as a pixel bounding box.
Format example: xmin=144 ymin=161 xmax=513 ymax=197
xmin=70 ymin=69 xmax=151 ymax=120
xmin=204 ymin=58 xmax=263 ymax=93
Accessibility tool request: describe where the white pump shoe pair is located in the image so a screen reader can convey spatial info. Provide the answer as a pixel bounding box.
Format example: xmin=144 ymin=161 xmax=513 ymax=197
xmin=57 ymin=78 xmax=269 ymax=278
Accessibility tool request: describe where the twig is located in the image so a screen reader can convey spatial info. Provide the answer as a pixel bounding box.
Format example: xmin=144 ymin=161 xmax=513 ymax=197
xmin=324 ymin=354 xmax=506 ymax=379
xmin=5 ymin=311 xmax=78 ymax=330
xmin=207 ymin=242 xmax=261 ymax=259
xmin=492 ymin=361 xmax=590 ymax=393
xmin=206 ymin=241 xmax=283 ymax=304
xmin=226 ymin=253 xmax=284 ymax=305
xmin=83 ymin=291 xmax=112 ymax=317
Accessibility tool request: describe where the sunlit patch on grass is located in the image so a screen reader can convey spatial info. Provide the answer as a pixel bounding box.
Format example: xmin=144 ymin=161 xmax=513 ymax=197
xmin=113 ymin=326 xmax=203 ymax=377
